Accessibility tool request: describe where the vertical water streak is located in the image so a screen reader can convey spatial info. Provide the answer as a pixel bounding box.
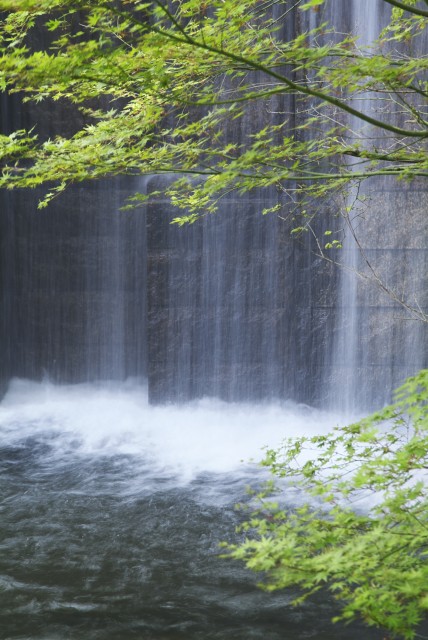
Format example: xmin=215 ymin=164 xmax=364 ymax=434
xmin=328 ymin=0 xmax=428 ymax=412
xmin=327 ymin=0 xmax=381 ymax=413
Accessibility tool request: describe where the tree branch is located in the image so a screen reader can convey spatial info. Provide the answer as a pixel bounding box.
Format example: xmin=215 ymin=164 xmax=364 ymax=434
xmin=382 ymin=0 xmax=428 ymax=17
xmin=107 ymin=4 xmax=428 ymax=140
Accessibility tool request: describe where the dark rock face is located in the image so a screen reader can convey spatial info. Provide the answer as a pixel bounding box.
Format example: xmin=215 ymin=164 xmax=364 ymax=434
xmin=0 ymin=1 xmax=427 ymax=410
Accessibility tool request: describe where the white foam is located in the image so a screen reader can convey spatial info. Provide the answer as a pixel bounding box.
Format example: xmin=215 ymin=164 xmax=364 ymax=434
xmin=0 ymin=378 xmax=346 ymax=481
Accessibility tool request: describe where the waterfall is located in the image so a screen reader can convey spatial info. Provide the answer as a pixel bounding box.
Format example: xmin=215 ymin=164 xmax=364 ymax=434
xmin=0 ymin=1 xmax=426 ymax=411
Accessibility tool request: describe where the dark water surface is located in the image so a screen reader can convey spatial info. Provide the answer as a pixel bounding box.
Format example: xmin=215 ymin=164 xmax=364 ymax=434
xmin=0 ymin=381 xmax=383 ymax=640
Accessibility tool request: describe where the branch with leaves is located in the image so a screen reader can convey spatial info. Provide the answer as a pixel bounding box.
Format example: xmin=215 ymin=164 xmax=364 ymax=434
xmin=0 ymin=0 xmax=426 ymax=216
xmin=222 ymin=369 xmax=428 ymax=639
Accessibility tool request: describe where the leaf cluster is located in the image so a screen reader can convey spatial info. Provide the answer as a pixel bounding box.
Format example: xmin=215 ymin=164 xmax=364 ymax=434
xmin=223 ymin=369 xmax=428 ymax=638
xmin=0 ymin=0 xmax=426 ymax=219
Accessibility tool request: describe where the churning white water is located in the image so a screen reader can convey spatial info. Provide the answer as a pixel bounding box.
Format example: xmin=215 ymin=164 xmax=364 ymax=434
xmin=0 ymin=378 xmax=341 ymax=481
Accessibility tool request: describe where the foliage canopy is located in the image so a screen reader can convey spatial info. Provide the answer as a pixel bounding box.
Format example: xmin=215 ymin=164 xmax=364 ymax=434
xmin=223 ymin=370 xmax=428 ymax=639
xmin=0 ymin=0 xmax=426 ymax=223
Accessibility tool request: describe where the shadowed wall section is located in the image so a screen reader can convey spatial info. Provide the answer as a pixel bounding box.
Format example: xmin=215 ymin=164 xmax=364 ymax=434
xmin=0 ymin=180 xmax=147 ymax=386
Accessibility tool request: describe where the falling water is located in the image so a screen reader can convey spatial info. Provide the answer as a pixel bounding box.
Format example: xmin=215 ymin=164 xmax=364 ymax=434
xmin=327 ymin=0 xmax=385 ymax=413
xmin=146 ymin=182 xmax=295 ymax=403
xmin=326 ymin=0 xmax=428 ymax=412
xmin=0 ymin=92 xmax=147 ymax=388
xmin=0 ymin=2 xmax=424 ymax=409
